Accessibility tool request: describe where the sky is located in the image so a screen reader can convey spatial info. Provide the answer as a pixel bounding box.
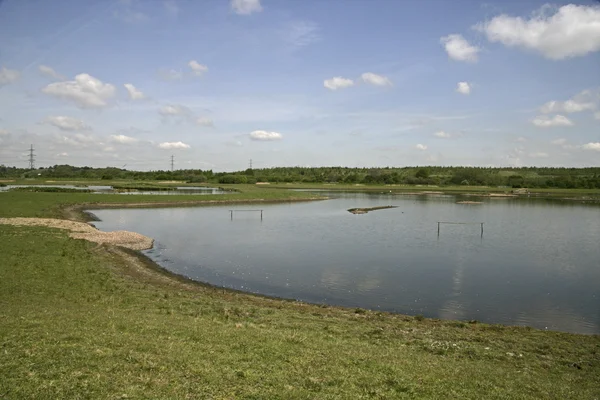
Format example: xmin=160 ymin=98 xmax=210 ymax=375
xmin=0 ymin=0 xmax=599 ymax=171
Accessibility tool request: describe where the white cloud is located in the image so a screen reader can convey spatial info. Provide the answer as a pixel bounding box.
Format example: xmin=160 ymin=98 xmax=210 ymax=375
xmin=532 ymin=114 xmax=573 ymax=127
xmin=440 ymin=34 xmax=479 ymax=62
xmin=456 ymin=81 xmax=471 ymax=95
xmin=529 ymin=152 xmax=549 ymax=158
xmin=540 ymin=90 xmax=597 ymax=114
xmin=38 ymin=65 xmax=66 ymax=81
xmin=551 ymin=138 xmax=567 ymax=145
xmin=434 ymin=131 xmax=451 ymax=138
xmin=415 ymin=144 xmax=428 ymax=151
xmin=0 ymin=66 xmax=20 ymax=85
xmin=42 ymin=73 xmax=116 ymax=109
xmin=286 ymin=21 xmax=320 ymax=47
xmin=123 ymin=83 xmax=145 ymax=100
xmin=516 ymin=137 xmax=527 ymax=142
xmin=249 ymin=130 xmax=282 ymax=141
xmin=57 ymin=152 xmax=69 ymax=157
xmin=231 ymin=0 xmax=262 ymax=15
xmin=361 ymin=72 xmax=392 ymax=87
xmin=595 ymin=111 xmax=600 ymax=120
xmin=582 ymin=142 xmax=600 ymax=151
xmin=164 ymin=0 xmax=179 ymax=16
xmin=196 ymin=117 xmax=214 ymax=127
xmin=158 ymin=104 xmax=189 ymax=116
xmin=0 ymin=129 xmax=9 ymax=136
xmin=110 ymin=134 xmax=138 ymax=144
xmin=324 ymin=76 xmax=354 ymax=90
xmin=188 ymin=60 xmax=208 ymax=76
xmin=158 ymin=141 xmax=190 ymax=149
xmin=476 ymin=4 xmax=600 ymax=60
xmin=45 ymin=116 xmax=88 ymax=131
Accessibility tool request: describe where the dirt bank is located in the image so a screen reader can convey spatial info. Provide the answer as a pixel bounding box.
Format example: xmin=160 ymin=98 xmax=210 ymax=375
xmin=0 ymin=217 xmax=153 ymax=250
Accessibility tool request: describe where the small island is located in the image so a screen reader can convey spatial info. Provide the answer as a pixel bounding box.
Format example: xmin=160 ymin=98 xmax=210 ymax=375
xmin=348 ymin=205 xmax=398 ymax=214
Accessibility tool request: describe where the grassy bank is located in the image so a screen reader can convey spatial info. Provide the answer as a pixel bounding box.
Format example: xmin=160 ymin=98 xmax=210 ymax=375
xmin=1 ymin=188 xmax=599 ymax=398
xmin=265 ymin=182 xmax=600 ymax=198
xmin=0 ymin=187 xmax=321 ymax=219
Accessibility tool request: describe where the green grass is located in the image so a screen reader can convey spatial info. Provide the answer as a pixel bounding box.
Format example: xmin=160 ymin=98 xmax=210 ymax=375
xmin=1 ymin=185 xmax=599 ymax=398
xmin=1 ymin=225 xmax=599 ymax=399
xmin=0 ymin=188 xmax=321 ymax=219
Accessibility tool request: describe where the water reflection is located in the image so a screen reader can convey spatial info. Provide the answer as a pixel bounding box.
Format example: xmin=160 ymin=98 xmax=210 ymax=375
xmin=91 ymin=192 xmax=600 ymax=334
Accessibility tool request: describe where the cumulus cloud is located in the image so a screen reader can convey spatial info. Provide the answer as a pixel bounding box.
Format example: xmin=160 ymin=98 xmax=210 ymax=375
xmin=456 ymin=82 xmax=471 ymax=95
xmin=124 ymin=83 xmax=145 ymax=100
xmin=188 ymin=60 xmax=208 ymax=76
xmin=38 ymin=65 xmax=66 ymax=81
xmin=516 ymin=137 xmax=527 ymax=142
xmin=110 ymin=134 xmax=138 ymax=144
xmin=415 ymin=144 xmax=428 ymax=151
xmin=158 ymin=141 xmax=190 ymax=149
xmin=540 ymin=90 xmax=597 ymax=114
xmin=158 ymin=104 xmax=190 ymax=116
xmin=0 ymin=66 xmax=20 ymax=85
xmin=361 ymin=72 xmax=392 ymax=86
xmin=595 ymin=111 xmax=600 ymax=120
xmin=582 ymin=142 xmax=600 ymax=151
xmin=532 ymin=114 xmax=573 ymax=127
xmin=551 ymin=138 xmax=567 ymax=145
xmin=324 ymin=76 xmax=354 ymax=90
xmin=42 ymin=73 xmax=116 ymax=108
xmin=440 ymin=34 xmax=479 ymax=62
xmin=231 ymin=0 xmax=262 ymax=15
xmin=196 ymin=117 xmax=214 ymax=127
xmin=434 ymin=131 xmax=451 ymax=138
xmin=475 ymin=4 xmax=600 ymax=60
xmin=45 ymin=116 xmax=89 ymax=131
xmin=249 ymin=130 xmax=282 ymax=141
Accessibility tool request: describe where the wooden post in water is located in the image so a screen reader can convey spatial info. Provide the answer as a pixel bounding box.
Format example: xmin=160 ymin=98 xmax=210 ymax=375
xmin=437 ymin=222 xmax=440 ymax=236
xmin=230 ymin=210 xmax=233 ymax=220
xmin=261 ymin=210 xmax=263 ymax=220
xmin=481 ymin=222 xmax=484 ymax=237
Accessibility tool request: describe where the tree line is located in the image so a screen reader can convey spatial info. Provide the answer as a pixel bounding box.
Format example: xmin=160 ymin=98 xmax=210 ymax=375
xmin=1 ymin=164 xmax=600 ymax=189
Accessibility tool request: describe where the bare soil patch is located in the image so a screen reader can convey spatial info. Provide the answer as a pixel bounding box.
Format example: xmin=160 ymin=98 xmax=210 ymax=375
xmin=0 ymin=217 xmax=153 ymax=250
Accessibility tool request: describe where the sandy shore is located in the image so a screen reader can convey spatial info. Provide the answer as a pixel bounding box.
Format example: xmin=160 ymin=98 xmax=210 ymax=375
xmin=0 ymin=217 xmax=153 ymax=250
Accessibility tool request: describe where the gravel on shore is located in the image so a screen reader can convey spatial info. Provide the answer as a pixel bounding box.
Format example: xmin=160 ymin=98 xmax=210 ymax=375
xmin=0 ymin=217 xmax=153 ymax=250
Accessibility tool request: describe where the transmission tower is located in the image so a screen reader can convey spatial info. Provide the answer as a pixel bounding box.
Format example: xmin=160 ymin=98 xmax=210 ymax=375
xmin=28 ymin=144 xmax=35 ymax=170
xmin=249 ymin=159 xmax=253 ymax=169
xmin=170 ymin=155 xmax=174 ymax=171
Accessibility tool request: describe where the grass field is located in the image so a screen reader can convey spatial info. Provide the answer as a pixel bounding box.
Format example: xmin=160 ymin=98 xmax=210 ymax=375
xmin=1 ymin=187 xmax=599 ymax=398
xmin=0 ymin=187 xmax=321 ymax=219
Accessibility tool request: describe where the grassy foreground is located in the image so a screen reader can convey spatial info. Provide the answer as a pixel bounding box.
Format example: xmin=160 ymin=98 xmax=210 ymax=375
xmin=0 ymin=187 xmax=320 ymax=219
xmin=1 ymin=189 xmax=599 ymax=398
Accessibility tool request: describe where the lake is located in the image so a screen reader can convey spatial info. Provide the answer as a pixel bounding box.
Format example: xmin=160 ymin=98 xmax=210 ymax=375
xmin=90 ymin=192 xmax=600 ymax=334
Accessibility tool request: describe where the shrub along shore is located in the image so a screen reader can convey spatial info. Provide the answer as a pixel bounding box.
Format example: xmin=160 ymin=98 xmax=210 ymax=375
xmin=1 ymin=186 xmax=599 ymax=398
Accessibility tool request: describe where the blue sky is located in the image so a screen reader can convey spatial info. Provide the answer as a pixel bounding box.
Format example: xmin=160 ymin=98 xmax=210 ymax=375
xmin=0 ymin=0 xmax=599 ymax=171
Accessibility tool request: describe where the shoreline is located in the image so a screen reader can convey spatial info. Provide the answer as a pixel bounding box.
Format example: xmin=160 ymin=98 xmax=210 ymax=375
xmin=60 ymin=200 xmax=595 ymax=335
xmin=1 ymin=194 xmax=598 ymax=335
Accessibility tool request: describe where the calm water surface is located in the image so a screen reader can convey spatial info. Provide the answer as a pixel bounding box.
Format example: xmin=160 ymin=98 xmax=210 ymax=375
xmin=91 ymin=192 xmax=600 ymax=334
